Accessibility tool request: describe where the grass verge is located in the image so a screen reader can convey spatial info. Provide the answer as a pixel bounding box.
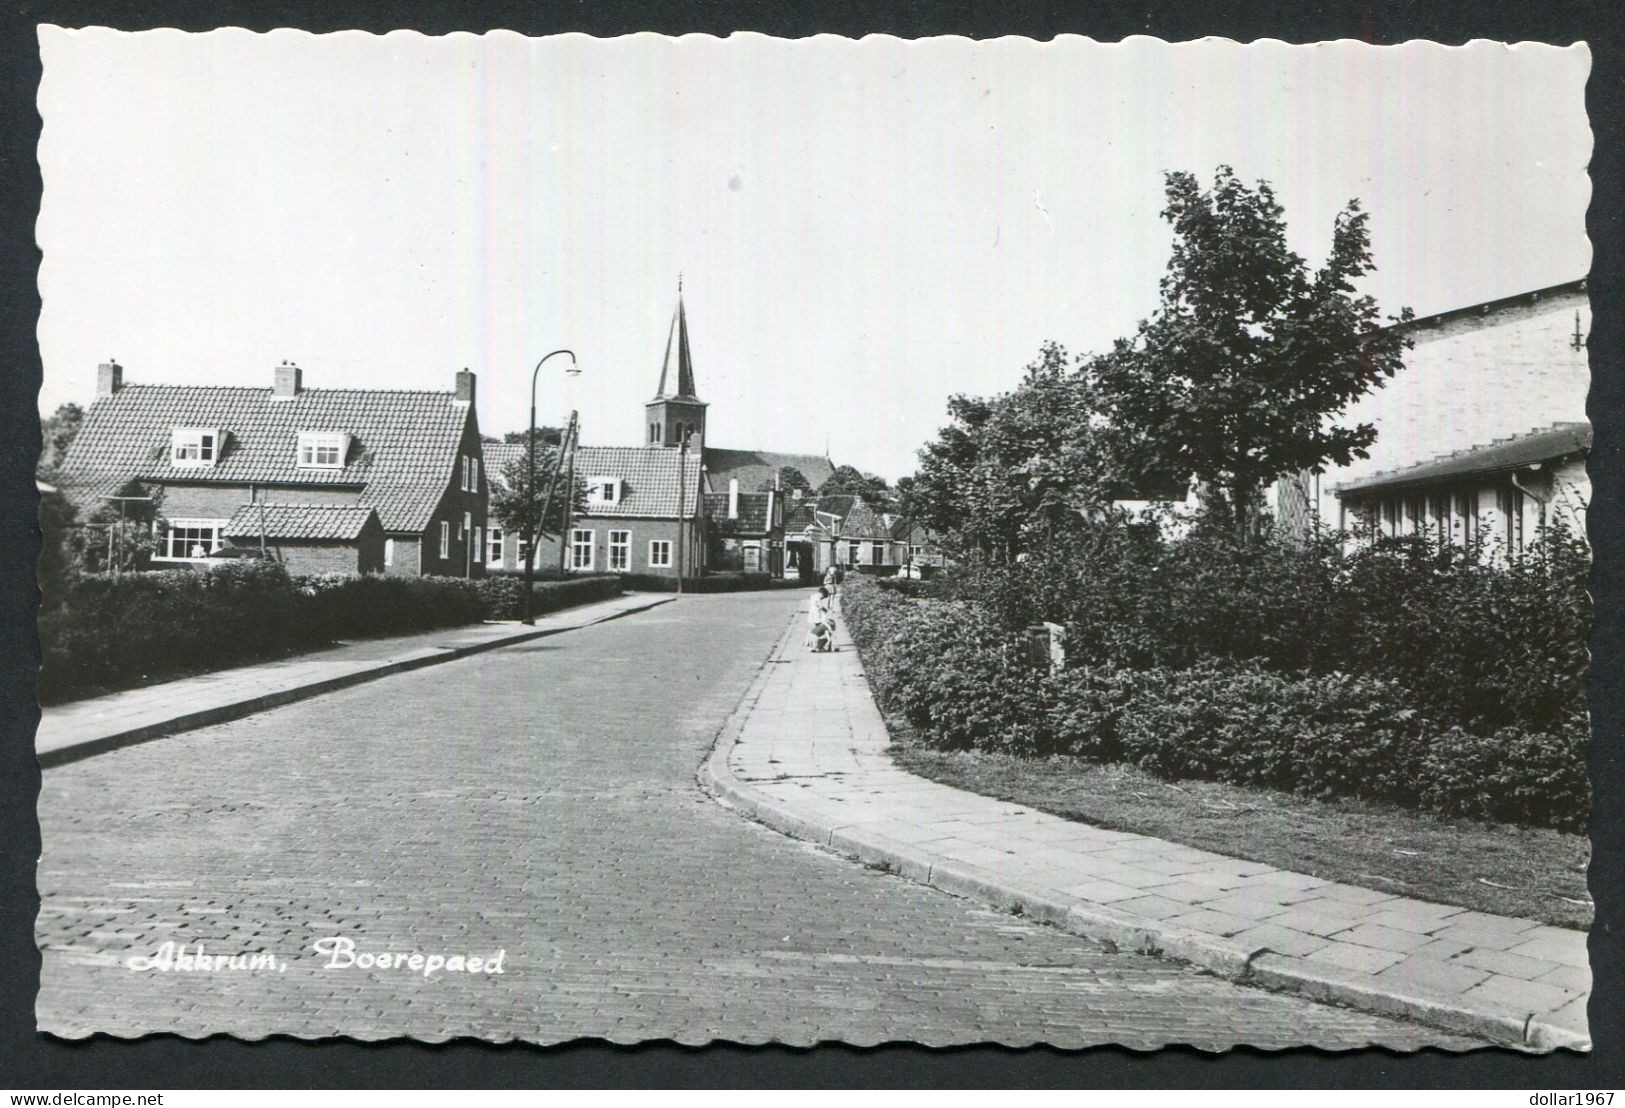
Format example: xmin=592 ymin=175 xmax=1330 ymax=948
xmin=892 ymin=746 xmax=1591 ymax=929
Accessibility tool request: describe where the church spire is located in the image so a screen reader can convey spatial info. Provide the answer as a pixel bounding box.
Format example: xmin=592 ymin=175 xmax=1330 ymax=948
xmin=654 ymin=277 xmax=699 ymax=401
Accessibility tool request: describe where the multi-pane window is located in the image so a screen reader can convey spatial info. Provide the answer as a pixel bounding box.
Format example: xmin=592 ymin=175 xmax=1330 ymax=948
xmin=570 ymin=528 xmax=594 ymax=571
xmin=439 ymin=521 xmax=450 ymax=559
xmin=589 ymin=478 xmax=620 ymax=505
xmin=472 ymin=526 xmax=482 ymax=564
xmin=472 ymin=457 xmax=480 ymax=492
xmin=297 ymin=432 xmax=347 ymax=469
xmin=848 ymin=540 xmax=860 ymax=564
xmin=170 ymin=428 xmax=218 ymax=467
xmin=649 ymin=539 xmax=672 ymax=568
xmin=487 ymin=528 xmax=504 ymax=565
xmin=1455 ymin=491 xmax=1479 ymax=543
xmin=608 ymin=530 xmax=631 ymax=572
xmin=1498 ymin=486 xmax=1525 ymax=551
xmin=158 ymin=518 xmax=225 ymax=560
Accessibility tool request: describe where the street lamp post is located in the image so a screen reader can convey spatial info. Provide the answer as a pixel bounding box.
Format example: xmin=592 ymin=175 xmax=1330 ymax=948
xmin=524 ymin=349 xmax=579 ymax=625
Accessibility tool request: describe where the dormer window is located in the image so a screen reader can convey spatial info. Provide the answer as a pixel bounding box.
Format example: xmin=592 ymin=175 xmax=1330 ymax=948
xmin=170 ymin=427 xmax=219 ymax=467
xmin=297 ymin=431 xmax=349 ymax=469
xmin=587 ymin=477 xmax=621 ymax=505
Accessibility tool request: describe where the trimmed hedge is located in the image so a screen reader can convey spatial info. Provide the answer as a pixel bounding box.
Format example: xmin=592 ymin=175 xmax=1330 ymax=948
xmin=476 ymin=573 xmax=622 ymax=620
xmin=297 ymin=572 xmax=483 ymax=641
xmin=619 ymin=571 xmax=793 ymax=593
xmin=840 ymin=574 xmax=1589 ymax=832
xmin=962 ymin=519 xmax=1590 ymax=738
xmin=40 ymin=561 xmax=312 ymax=704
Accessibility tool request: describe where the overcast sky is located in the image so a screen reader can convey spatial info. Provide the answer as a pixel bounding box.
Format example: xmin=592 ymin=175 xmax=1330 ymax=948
xmin=37 ymin=30 xmax=1591 ymax=480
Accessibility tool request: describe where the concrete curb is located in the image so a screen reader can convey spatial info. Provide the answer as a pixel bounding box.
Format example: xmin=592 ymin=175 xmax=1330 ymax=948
xmin=700 ymin=611 xmax=1587 ymax=1052
xmin=39 ymin=594 xmax=674 ymax=769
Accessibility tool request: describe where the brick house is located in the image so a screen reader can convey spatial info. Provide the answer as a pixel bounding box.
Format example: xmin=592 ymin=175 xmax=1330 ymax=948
xmin=704 ymin=480 xmax=785 ymax=575
xmin=1276 ymin=277 xmax=1591 ymax=545
xmin=57 ymin=361 xmax=489 ymax=576
xmin=482 ymin=441 xmax=707 ymax=578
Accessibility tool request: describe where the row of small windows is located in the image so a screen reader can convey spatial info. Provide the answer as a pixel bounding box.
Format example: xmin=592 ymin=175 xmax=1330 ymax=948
xmin=1356 ymin=487 xmax=1531 ymax=549
xmin=483 ymin=527 xmax=670 ymax=572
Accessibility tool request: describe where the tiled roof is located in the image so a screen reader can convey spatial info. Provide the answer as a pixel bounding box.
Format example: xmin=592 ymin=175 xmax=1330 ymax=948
xmin=702 ymin=448 xmax=836 ymax=495
xmin=483 ymin=441 xmax=700 ymax=519
xmin=1336 ymin=422 xmax=1592 ymax=497
xmin=838 ymin=499 xmax=895 ymax=541
xmin=704 ymin=490 xmax=775 ymax=533
xmin=224 ymin=503 xmax=379 ymax=541
xmin=59 ymin=384 xmax=475 ymax=533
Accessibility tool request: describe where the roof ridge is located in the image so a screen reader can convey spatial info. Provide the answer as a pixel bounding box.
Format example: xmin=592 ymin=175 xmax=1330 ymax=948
xmin=117 ymin=383 xmax=456 ymax=397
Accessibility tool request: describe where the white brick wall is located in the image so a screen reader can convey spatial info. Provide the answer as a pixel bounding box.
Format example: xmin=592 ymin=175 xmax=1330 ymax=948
xmin=1308 ymin=286 xmax=1590 ymax=524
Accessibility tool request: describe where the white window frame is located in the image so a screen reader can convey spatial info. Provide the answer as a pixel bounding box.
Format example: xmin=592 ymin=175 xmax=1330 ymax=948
xmin=439 ymin=521 xmax=450 ymax=559
xmin=570 ymin=528 xmax=595 ymax=571
xmin=472 ymin=525 xmax=482 ymax=563
xmin=384 ymin=538 xmax=395 ymax=567
xmin=517 ymin=535 xmax=532 ymax=568
xmin=608 ymin=529 xmax=631 ymax=572
xmin=487 ymin=527 xmax=504 ymax=565
xmin=154 ymin=517 xmax=228 ymax=562
xmin=296 ymin=431 xmax=348 ymax=470
xmin=848 ymin=540 xmax=860 ymax=564
xmin=648 ymin=539 xmax=672 ymax=568
xmin=170 ymin=427 xmax=219 ymax=468
xmin=472 ymin=456 xmax=480 ymax=492
xmin=587 ymin=476 xmax=622 ymax=506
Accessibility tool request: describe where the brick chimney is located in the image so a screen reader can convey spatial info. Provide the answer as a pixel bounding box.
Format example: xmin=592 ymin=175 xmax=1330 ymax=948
xmin=272 ymin=360 xmax=302 ymax=400
xmin=455 ymin=368 xmax=476 ymax=407
xmin=728 ymin=477 xmax=739 ymax=520
xmin=96 ymin=360 xmax=123 ymax=399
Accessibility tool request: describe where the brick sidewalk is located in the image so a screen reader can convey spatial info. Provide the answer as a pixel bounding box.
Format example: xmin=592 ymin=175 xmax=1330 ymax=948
xmin=704 ymin=601 xmax=1591 ymax=1051
xmin=37 ymin=592 xmax=673 ymax=767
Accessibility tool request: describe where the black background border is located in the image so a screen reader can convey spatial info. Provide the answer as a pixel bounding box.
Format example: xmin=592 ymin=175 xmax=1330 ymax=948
xmin=1 ymin=0 xmax=1619 ymax=1089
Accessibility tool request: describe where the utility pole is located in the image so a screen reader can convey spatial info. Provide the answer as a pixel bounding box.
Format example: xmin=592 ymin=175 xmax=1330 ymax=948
xmin=676 ymin=430 xmax=690 ymax=594
xmin=557 ymin=419 xmax=579 ymax=576
xmin=522 ymin=350 xmax=579 ymax=624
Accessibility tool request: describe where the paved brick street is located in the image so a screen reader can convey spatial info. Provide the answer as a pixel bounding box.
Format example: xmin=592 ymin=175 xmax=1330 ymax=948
xmin=38 ymin=592 xmax=1476 ymax=1048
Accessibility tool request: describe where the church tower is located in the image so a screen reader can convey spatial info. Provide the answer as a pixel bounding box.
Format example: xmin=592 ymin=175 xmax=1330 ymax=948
xmin=645 ymin=279 xmax=708 ymax=448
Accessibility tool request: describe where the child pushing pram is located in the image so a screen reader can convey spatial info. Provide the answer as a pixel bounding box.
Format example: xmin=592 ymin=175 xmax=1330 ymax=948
xmin=806 ymin=586 xmax=836 ymax=652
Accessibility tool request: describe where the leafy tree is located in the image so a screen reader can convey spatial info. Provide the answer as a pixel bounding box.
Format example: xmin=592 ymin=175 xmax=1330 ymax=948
xmin=907 ymin=343 xmax=1114 ymax=559
xmin=490 ymin=443 xmax=586 ymax=560
xmin=1089 ymin=166 xmax=1413 ymax=541
xmin=502 ymin=426 xmax=565 ymax=447
xmin=817 ymin=464 xmax=891 ymax=507
xmin=38 ymin=402 xmax=84 ymax=478
xmin=761 ymin=464 xmax=812 ymax=495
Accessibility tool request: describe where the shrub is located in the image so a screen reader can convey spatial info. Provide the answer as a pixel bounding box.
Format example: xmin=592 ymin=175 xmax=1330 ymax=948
xmin=972 ymin=518 xmax=1589 ymax=736
xmin=296 ymin=573 xmax=482 ymax=640
xmin=1418 ymin=720 xmax=1590 ymax=833
xmin=843 ymin=577 xmax=1053 ymax=755
xmin=38 ymin=560 xmax=306 ymax=703
xmin=38 ymin=564 xmax=491 ymax=704
xmin=619 ymin=571 xmax=788 ymax=593
xmin=475 ymin=573 xmax=622 ymax=620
